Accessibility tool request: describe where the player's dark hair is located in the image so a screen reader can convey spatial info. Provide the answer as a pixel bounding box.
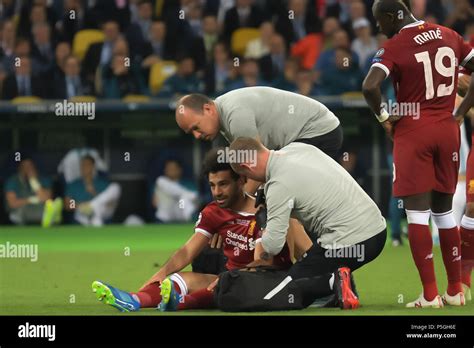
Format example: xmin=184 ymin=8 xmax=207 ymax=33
xmin=202 ymin=147 xmax=240 ymax=181
xmin=81 ymin=155 xmax=95 ymax=165
xmin=178 ymin=94 xmax=213 ymax=113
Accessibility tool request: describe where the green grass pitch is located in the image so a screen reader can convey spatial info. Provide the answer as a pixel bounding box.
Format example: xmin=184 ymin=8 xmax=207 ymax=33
xmin=0 ymin=225 xmax=472 ymax=316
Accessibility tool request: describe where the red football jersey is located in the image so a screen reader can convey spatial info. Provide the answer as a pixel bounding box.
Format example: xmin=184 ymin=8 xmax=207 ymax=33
xmin=195 ymin=202 xmax=292 ymax=270
xmin=371 ymin=21 xmax=474 ymax=136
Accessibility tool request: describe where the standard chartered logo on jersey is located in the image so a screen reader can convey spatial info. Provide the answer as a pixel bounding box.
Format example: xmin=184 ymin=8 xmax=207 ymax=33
xmin=226 ymin=230 xmax=255 ymax=256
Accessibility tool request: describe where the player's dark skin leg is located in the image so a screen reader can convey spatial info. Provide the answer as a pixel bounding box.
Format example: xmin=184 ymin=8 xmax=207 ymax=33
xmin=402 ymin=191 xmax=453 ymax=213
xmin=465 ymin=203 xmax=474 ymax=218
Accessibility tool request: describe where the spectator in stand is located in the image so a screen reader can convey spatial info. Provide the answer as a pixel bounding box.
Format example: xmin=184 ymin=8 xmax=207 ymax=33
xmin=275 ymin=0 xmax=321 ymax=48
xmin=272 ymin=57 xmax=299 ymax=91
xmin=17 ymin=3 xmax=55 ymax=41
xmin=259 ymin=33 xmax=287 ymax=83
xmin=141 ymin=19 xmax=177 ymax=67
xmin=65 ymin=155 xmax=121 ymax=226
xmin=4 ymin=157 xmax=61 ymax=226
xmin=1 ymin=39 xmax=40 ymax=75
xmin=100 ymin=35 xmax=147 ymax=98
xmin=222 ymin=0 xmax=265 ymax=44
xmin=54 ymin=55 xmax=93 ymax=99
xmin=158 ymin=56 xmax=203 ymax=97
xmin=244 ymin=21 xmax=274 ymax=59
xmin=445 ymin=0 xmax=474 ymax=35
xmin=0 ymin=0 xmax=18 ymax=21
xmin=314 ymin=29 xmax=358 ymax=83
xmin=319 ymin=47 xmax=363 ymax=95
xmin=190 ymin=15 xmax=220 ymax=73
xmin=126 ymin=0 xmax=153 ymax=61
xmin=204 ymin=42 xmax=235 ymax=96
xmin=82 ymin=20 xmax=121 ymax=88
xmin=56 ymin=0 xmax=89 ymax=43
xmin=0 ymin=19 xmax=16 ymax=62
xmin=341 ymin=0 xmax=368 ymax=40
xmin=225 ymin=58 xmax=266 ymax=90
xmin=31 ymin=22 xmax=55 ymax=75
xmin=294 ymin=68 xmax=317 ymax=96
xmin=1 ymin=56 xmax=46 ymax=99
xmin=51 ymin=41 xmax=72 ymax=81
xmin=351 ymin=17 xmax=377 ymax=70
xmin=152 ymin=159 xmax=198 ymax=223
xmin=321 ymin=17 xmax=341 ymax=50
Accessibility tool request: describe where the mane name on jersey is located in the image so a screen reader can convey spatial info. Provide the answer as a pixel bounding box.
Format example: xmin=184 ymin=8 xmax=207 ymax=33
xmin=413 ymin=28 xmax=442 ymax=45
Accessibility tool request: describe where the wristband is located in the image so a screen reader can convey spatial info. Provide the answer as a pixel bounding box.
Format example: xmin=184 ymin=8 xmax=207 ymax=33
xmin=375 ymin=109 xmax=390 ymax=123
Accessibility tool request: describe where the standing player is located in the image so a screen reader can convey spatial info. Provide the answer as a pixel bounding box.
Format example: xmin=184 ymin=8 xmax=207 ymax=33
xmin=363 ymin=0 xmax=474 ymax=307
xmin=91 ymin=148 xmax=310 ymax=312
xmin=454 ymin=63 xmax=474 ymax=302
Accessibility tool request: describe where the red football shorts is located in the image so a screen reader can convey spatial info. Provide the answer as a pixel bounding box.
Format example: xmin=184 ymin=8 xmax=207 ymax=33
xmin=392 ymin=118 xmax=460 ymax=197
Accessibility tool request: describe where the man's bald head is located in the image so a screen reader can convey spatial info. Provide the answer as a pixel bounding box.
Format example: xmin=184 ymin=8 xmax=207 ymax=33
xmin=175 ymin=94 xmax=220 ymax=141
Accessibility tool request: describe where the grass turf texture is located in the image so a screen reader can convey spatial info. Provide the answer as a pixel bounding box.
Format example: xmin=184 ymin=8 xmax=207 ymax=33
xmin=0 ymin=225 xmax=472 ymax=316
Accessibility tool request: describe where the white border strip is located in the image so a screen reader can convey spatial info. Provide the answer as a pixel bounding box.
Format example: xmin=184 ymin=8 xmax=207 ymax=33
xmin=195 ymin=228 xmax=212 ymax=239
xmin=371 ymin=63 xmax=390 ymax=78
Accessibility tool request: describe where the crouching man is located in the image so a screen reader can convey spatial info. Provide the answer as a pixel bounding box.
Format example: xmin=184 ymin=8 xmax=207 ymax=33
xmin=230 ymin=137 xmax=387 ymax=309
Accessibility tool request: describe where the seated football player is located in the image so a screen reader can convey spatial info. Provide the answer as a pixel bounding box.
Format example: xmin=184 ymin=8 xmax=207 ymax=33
xmin=91 ymin=148 xmax=313 ymax=312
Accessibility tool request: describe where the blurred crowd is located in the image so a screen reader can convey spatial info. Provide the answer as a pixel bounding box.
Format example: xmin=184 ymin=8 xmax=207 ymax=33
xmin=1 ymin=0 xmax=474 ymax=100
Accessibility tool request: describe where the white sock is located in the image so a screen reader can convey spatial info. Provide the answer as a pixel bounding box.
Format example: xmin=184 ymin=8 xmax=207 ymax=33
xmin=405 ymin=209 xmax=431 ymax=225
xmin=431 ymin=210 xmax=457 ymax=229
xmin=169 ymin=273 xmax=188 ymax=296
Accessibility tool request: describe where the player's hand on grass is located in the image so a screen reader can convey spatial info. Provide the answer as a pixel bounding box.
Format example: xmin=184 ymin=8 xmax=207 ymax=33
xmin=206 ymin=277 xmax=219 ymax=291
xmin=209 ymin=234 xmax=222 ymax=248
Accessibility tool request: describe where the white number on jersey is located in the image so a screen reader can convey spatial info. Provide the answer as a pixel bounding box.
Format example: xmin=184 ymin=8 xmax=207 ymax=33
xmin=414 ymin=46 xmax=456 ymax=100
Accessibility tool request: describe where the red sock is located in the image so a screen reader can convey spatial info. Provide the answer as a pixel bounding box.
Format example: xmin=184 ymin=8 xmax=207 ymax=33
xmin=461 ymin=226 xmax=474 ymax=287
xmin=439 ymin=227 xmax=462 ymax=295
xmin=408 ymin=223 xmax=439 ymax=301
xmin=132 ymin=283 xmax=162 ymax=308
xmin=132 ymin=282 xmax=181 ymax=308
xmin=177 ymin=288 xmax=216 ymax=310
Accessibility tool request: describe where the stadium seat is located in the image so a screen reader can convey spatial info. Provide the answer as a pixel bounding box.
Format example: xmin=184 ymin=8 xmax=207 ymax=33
xmin=73 ymin=29 xmax=105 ymax=60
xmin=149 ymin=61 xmax=177 ymax=95
xmin=231 ymin=28 xmax=260 ymax=56
xmin=69 ymin=95 xmax=97 ymax=102
xmin=11 ymin=96 xmax=42 ymax=104
xmin=122 ymin=94 xmax=151 ymax=102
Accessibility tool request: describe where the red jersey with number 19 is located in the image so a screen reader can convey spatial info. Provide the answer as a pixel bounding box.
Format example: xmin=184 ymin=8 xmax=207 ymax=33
xmin=372 ymin=21 xmax=474 ymax=137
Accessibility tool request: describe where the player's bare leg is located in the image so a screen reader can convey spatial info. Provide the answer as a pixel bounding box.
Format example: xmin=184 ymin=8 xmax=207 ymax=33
xmin=431 ymin=191 xmax=465 ymax=305
xmin=403 ymin=192 xmax=443 ymax=308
